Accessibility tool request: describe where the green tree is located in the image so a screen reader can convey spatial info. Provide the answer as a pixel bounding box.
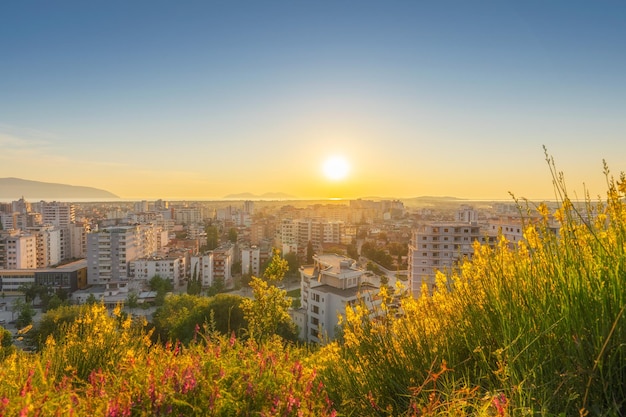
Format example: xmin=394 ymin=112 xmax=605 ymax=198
xmin=153 ymin=293 xmax=246 ymax=344
xmin=228 ymin=227 xmax=238 ymax=243
xmin=149 ymin=275 xmax=173 ymax=306
xmin=187 ymin=263 xmax=202 ymax=295
xmin=0 ymin=326 xmax=14 ymax=360
xmin=206 ymin=277 xmax=225 ymax=296
xmin=85 ymin=293 xmax=98 ymax=305
xmin=306 ymin=241 xmax=315 ymax=264
xmin=46 ymin=294 xmax=65 ymax=312
xmin=205 ymin=225 xmax=219 ymax=250
xmin=126 ymin=292 xmax=139 ymax=313
xmin=14 ymin=298 xmax=35 ymax=329
xmin=347 ymin=243 xmax=359 ymax=260
xmin=283 ymin=251 xmax=300 ymax=276
xmin=241 ymin=276 xmax=293 ymax=342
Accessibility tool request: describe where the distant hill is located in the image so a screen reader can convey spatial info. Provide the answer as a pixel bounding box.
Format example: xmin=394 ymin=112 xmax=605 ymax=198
xmin=223 ymin=192 xmax=296 ymax=200
xmin=0 ymin=178 xmax=119 ymax=199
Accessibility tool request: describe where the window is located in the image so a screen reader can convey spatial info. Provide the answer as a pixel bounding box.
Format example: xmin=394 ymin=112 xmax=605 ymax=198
xmin=312 ymin=305 xmax=319 ymax=314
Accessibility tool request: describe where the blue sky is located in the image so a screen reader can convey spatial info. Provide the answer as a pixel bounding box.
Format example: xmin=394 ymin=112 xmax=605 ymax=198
xmin=1 ymin=1 xmax=626 ymax=199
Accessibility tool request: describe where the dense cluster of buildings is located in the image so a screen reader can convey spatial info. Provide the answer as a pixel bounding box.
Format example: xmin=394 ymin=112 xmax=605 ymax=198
xmin=0 ymin=193 xmax=553 ymax=342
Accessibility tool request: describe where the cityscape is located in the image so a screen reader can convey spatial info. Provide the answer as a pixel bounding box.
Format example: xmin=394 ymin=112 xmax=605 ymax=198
xmin=0 ymin=195 xmax=537 ymax=343
xmin=1 ymin=1 xmax=626 ymax=415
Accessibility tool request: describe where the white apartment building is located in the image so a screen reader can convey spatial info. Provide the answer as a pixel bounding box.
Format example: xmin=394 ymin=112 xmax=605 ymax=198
xmin=40 ymin=201 xmax=75 ymax=228
xmin=408 ymin=222 xmax=491 ymax=298
xmin=189 ymin=244 xmax=234 ymax=288
xmin=280 ymin=218 xmax=344 ymax=259
xmin=2 ymin=232 xmax=37 ymax=269
xmin=131 ymin=255 xmax=186 ymax=287
xmin=296 ymin=254 xmax=379 ymax=343
xmin=87 ymin=226 xmax=142 ymax=285
xmin=174 ymin=207 xmax=203 ymax=225
xmin=241 ymin=246 xmax=261 ymax=276
xmin=27 ymin=226 xmax=62 ymax=268
xmin=68 ymin=222 xmax=91 ymax=259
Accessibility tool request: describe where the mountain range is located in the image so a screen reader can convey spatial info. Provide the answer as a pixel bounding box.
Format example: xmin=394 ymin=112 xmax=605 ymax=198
xmin=0 ymin=178 xmax=119 ymax=199
xmin=222 ymin=192 xmax=296 ymax=200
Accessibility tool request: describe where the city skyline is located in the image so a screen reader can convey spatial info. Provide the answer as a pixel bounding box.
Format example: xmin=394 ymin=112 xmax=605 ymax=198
xmin=2 ymin=1 xmax=626 ymax=200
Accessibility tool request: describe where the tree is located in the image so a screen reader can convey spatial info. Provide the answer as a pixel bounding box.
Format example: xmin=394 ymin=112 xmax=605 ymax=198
xmin=14 ymin=298 xmax=35 ymax=329
xmin=85 ymin=293 xmax=98 ymax=305
xmin=28 ymin=304 xmax=87 ymax=350
xmin=283 ymin=251 xmax=300 ymax=277
xmin=306 ymin=241 xmax=315 ymax=264
xmin=46 ymin=294 xmax=65 ymax=312
xmin=150 ymin=275 xmax=173 ymax=306
xmin=263 ymin=248 xmax=288 ymax=282
xmin=228 ymin=227 xmax=238 ymax=243
xmin=126 ymin=292 xmax=139 ymax=313
xmin=153 ymin=293 xmax=247 ymax=344
xmin=187 ymin=263 xmax=202 ymax=295
xmin=240 ymin=276 xmax=293 ymax=342
xmin=347 ymin=243 xmax=359 ymax=260
xmin=205 ymin=225 xmax=219 ymax=250
xmin=0 ymin=326 xmax=14 ymax=360
xmin=206 ymin=277 xmax=225 ymax=297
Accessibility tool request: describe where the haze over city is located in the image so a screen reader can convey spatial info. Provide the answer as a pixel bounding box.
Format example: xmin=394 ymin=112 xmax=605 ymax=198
xmin=2 ymin=1 xmax=626 ymax=200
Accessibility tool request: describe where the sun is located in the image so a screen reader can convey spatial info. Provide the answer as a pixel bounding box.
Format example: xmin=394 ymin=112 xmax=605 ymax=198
xmin=322 ymin=155 xmax=350 ymax=181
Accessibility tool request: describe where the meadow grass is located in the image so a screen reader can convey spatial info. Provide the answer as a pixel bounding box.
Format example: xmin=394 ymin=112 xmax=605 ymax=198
xmin=318 ymin=158 xmax=626 ymax=416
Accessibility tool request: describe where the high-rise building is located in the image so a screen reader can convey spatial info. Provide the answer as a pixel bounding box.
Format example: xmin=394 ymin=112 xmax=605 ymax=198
xmin=87 ymin=226 xmax=142 ymax=285
xmin=408 ymin=222 xmax=490 ymax=298
xmin=40 ymin=201 xmax=75 ymax=228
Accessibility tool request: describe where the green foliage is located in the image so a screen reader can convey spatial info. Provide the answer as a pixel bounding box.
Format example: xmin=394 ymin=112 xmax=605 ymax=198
xmin=361 ymin=241 xmax=394 ymax=269
xmin=306 ymin=240 xmax=314 ymax=264
xmin=0 ymin=326 xmax=14 ymax=360
xmin=28 ymin=304 xmax=90 ymax=350
xmin=153 ymin=293 xmax=247 ymax=344
xmin=241 ymin=277 xmax=294 ymax=342
xmin=14 ymin=298 xmax=35 ymax=329
xmin=283 ymin=251 xmax=300 ymax=276
xmin=150 ymin=275 xmax=173 ymax=305
xmin=206 ymin=277 xmax=225 ymax=297
xmin=187 ymin=263 xmax=202 ymax=295
xmin=347 ymin=243 xmax=359 ymax=260
xmin=205 ymin=224 xmax=219 ymax=250
xmin=228 ymin=227 xmax=238 ymax=243
xmin=85 ymin=293 xmax=98 ymax=305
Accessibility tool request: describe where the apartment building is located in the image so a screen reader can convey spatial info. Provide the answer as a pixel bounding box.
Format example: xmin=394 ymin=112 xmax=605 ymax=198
xmin=296 ymin=254 xmax=379 ymax=343
xmin=87 ymin=226 xmax=142 ymax=285
xmin=408 ymin=222 xmax=492 ymax=298
xmin=40 ymin=201 xmax=75 ymax=228
xmin=280 ymin=218 xmax=344 ymax=259
xmin=189 ymin=244 xmax=234 ymax=288
xmin=131 ymin=255 xmax=186 ymax=287
xmin=241 ymin=246 xmax=261 ymax=277
xmin=1 ymin=231 xmax=37 ymax=269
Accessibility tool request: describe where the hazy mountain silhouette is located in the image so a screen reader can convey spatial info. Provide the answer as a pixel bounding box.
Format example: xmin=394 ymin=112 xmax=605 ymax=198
xmin=223 ymin=192 xmax=296 ymax=200
xmin=0 ymin=178 xmax=119 ymax=199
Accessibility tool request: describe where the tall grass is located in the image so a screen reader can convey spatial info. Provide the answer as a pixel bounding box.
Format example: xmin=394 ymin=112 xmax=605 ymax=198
xmin=319 ymin=157 xmax=626 ymax=416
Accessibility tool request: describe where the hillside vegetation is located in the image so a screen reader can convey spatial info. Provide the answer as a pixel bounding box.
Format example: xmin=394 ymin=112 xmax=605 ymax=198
xmin=1 ymin=159 xmax=625 ymax=416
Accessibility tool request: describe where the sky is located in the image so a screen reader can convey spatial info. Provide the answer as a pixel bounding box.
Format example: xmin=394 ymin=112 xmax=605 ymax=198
xmin=1 ymin=1 xmax=626 ymax=200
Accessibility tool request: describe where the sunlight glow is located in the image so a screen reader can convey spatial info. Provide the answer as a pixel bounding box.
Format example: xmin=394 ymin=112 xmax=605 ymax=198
xmin=322 ymin=155 xmax=350 ymax=181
